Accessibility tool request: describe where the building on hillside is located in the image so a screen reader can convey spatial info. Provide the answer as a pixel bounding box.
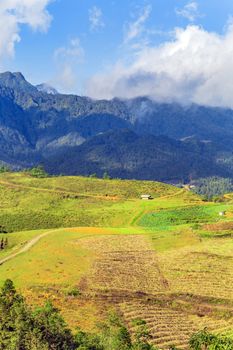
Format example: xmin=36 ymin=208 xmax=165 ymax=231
xmin=140 ymin=194 xmax=153 ymax=200
xmin=219 ymin=211 xmax=226 ymax=216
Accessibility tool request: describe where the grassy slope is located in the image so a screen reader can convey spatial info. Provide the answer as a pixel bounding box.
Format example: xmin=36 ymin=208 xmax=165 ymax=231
xmin=1 ymin=172 xmax=233 ymax=288
xmin=2 ymin=173 xmax=233 ymax=345
xmin=0 ymin=172 xmax=199 ymax=232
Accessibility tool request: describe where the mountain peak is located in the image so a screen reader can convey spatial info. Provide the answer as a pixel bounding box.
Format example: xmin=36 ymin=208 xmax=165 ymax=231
xmin=12 ymin=72 xmax=26 ymax=80
xmin=0 ymin=71 xmax=37 ymax=94
xmin=0 ymin=71 xmax=26 ymax=81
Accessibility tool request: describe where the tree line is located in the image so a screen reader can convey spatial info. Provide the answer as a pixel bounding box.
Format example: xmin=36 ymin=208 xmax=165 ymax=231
xmin=192 ymin=177 xmax=233 ymax=200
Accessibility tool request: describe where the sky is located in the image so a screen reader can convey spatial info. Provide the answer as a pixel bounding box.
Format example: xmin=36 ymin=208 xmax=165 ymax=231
xmin=1 ymin=0 xmax=233 ymax=107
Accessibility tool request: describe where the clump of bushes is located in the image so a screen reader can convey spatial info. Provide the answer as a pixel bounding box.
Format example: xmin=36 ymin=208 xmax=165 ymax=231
xmin=27 ymin=165 xmax=49 ymax=178
xmin=0 ymin=165 xmax=10 ymax=173
xmin=189 ymin=329 xmax=233 ymax=349
xmin=66 ymin=287 xmax=81 ymax=297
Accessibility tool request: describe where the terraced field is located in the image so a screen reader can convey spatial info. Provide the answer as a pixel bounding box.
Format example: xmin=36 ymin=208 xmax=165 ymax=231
xmin=120 ymin=302 xmax=233 ymax=349
xmin=74 ymin=233 xmax=233 ymax=349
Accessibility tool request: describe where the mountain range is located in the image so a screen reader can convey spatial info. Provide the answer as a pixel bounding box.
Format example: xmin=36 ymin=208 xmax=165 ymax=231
xmin=0 ymin=71 xmax=233 ymax=181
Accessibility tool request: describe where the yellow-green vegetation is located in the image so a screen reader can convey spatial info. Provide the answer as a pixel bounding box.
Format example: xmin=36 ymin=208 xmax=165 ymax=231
xmin=2 ymin=172 xmax=233 ymax=349
xmin=0 ymin=172 xmax=201 ymax=232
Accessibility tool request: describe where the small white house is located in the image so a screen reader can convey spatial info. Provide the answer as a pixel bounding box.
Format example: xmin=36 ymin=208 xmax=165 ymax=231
xmin=219 ymin=211 xmax=226 ymax=216
xmin=140 ymin=194 xmax=153 ymax=200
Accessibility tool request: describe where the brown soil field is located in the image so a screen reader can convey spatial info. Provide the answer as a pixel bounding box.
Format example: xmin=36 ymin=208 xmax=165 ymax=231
xmin=70 ymin=234 xmax=233 ymax=349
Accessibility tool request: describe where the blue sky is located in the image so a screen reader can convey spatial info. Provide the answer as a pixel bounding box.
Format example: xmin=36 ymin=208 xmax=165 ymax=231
xmin=1 ymin=1 xmax=233 ymax=106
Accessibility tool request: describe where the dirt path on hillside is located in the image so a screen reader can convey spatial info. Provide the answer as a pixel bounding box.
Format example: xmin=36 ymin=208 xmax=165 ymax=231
xmin=158 ymin=188 xmax=186 ymax=200
xmin=0 ymin=229 xmax=59 ymax=266
xmin=224 ymin=193 xmax=233 ymax=201
xmin=0 ymin=180 xmax=119 ymax=201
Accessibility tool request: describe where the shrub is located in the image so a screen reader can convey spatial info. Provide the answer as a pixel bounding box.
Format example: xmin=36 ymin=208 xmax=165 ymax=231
xmin=189 ymin=329 xmax=233 ymax=350
xmin=28 ymin=165 xmax=49 ymax=178
xmin=66 ymin=287 xmax=81 ymax=297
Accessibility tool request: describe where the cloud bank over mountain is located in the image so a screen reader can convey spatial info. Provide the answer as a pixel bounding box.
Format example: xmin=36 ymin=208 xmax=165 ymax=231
xmin=1 ymin=1 xmax=233 ymax=110
xmin=87 ymin=23 xmax=233 ymax=108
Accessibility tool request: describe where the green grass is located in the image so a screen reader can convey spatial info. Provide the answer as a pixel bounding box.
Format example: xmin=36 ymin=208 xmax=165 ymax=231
xmin=0 ymin=230 xmax=44 ymax=258
xmin=139 ymin=203 xmax=231 ymax=230
xmin=0 ymin=172 xmax=202 ymax=232
xmin=149 ymin=227 xmax=200 ymax=252
xmin=0 ymin=227 xmax=144 ymax=289
xmin=0 ymin=172 xmax=178 ymax=199
xmin=0 ymin=228 xmax=93 ymax=288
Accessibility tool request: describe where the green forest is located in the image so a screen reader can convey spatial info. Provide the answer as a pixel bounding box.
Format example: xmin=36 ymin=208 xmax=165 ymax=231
xmin=192 ymin=177 xmax=233 ymax=199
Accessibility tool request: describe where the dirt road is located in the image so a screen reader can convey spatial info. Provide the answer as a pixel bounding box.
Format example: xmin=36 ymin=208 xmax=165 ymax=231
xmin=0 ymin=229 xmax=59 ymax=265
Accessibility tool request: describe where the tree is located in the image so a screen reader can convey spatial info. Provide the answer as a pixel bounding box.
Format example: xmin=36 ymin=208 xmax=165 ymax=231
xmin=0 ymin=279 xmax=29 ymax=350
xmin=131 ymin=319 xmax=157 ymax=350
xmin=103 ymin=172 xmax=111 ymax=180
xmin=33 ymin=300 xmax=75 ymax=350
xmin=98 ymin=311 xmax=132 ymax=350
xmin=0 ymin=225 xmax=7 ymax=233
xmin=0 ymin=280 xmax=76 ymax=350
xmin=0 ymin=279 xmax=23 ymax=307
xmin=0 ymin=237 xmax=8 ymax=250
xmin=75 ymin=329 xmax=103 ymax=350
xmin=4 ymin=237 xmax=8 ymax=248
xmin=89 ymin=173 xmax=97 ymax=179
xmin=0 ymin=165 xmax=10 ymax=173
xmin=28 ymin=165 xmax=48 ymax=178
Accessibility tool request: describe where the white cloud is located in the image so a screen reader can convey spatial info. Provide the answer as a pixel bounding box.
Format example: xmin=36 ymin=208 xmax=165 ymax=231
xmin=53 ymin=38 xmax=85 ymax=91
xmin=124 ymin=5 xmax=152 ymax=44
xmin=53 ymin=64 xmax=77 ymax=91
xmin=0 ymin=0 xmax=52 ymax=63
xmin=86 ymin=23 xmax=233 ymax=109
xmin=54 ymin=38 xmax=85 ymax=63
xmin=176 ymin=1 xmax=201 ymax=22
xmin=89 ymin=6 xmax=105 ymax=31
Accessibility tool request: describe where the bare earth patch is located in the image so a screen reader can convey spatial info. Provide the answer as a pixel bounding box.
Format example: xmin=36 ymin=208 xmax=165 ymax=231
xmin=78 ymin=234 xmax=169 ymax=295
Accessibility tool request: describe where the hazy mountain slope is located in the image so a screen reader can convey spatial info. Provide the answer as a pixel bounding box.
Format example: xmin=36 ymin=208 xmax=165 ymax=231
xmin=128 ymin=98 xmax=233 ymax=150
xmin=44 ymin=129 xmax=230 ymax=181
